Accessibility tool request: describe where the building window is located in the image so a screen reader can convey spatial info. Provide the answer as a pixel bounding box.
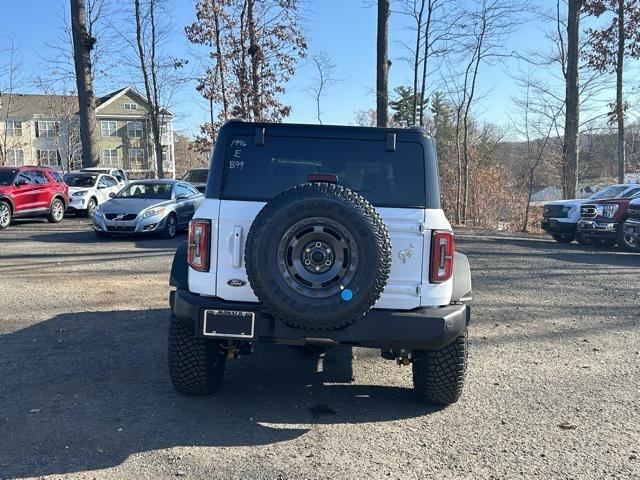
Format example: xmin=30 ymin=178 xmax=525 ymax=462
xmin=101 ymin=121 xmax=117 ymax=137
xmin=124 ymin=103 xmax=138 ymax=111
xmin=127 ymin=121 xmax=143 ymax=138
xmin=102 ymin=149 xmax=119 ymax=166
xmin=128 ymin=148 xmax=144 ymax=166
xmin=37 ymin=149 xmax=59 ymax=166
xmin=36 ymin=121 xmax=59 ymax=138
xmin=7 ymin=148 xmax=24 ymax=166
xmin=6 ymin=120 xmax=22 ymax=136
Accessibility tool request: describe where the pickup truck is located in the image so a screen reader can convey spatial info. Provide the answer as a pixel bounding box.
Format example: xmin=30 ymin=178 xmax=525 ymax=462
xmin=577 ymin=195 xmax=640 ymax=251
xmin=542 ymin=184 xmax=640 ymax=243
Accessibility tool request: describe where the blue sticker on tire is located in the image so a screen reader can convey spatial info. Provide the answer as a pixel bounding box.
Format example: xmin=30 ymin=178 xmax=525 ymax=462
xmin=341 ymin=289 xmax=353 ymax=301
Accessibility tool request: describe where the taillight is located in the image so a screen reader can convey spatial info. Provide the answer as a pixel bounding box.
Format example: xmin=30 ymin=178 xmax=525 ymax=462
xmin=430 ymin=230 xmax=454 ymax=283
xmin=188 ymin=219 xmax=211 ymax=272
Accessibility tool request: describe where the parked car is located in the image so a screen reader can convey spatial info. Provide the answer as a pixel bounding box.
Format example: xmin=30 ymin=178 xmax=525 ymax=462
xmin=0 ymin=166 xmax=69 ymax=230
xmin=81 ymin=167 xmax=129 ymax=187
xmin=167 ymin=120 xmax=472 ymax=406
xmin=541 ymin=183 xmax=640 ymax=243
xmin=622 ymin=198 xmax=640 ymax=249
xmin=577 ymin=192 xmax=640 ymax=250
xmin=181 ymin=168 xmax=209 ymax=193
xmin=92 ymin=179 xmax=203 ymax=238
xmin=64 ymin=172 xmax=122 ymax=218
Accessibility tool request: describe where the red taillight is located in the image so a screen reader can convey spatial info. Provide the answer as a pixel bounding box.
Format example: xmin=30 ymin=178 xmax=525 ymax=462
xmin=430 ymin=230 xmax=454 ymax=283
xmin=188 ymin=219 xmax=211 ymax=272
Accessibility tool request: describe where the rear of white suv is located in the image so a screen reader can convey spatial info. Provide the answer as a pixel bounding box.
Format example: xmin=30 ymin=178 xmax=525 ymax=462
xmin=168 ymin=121 xmax=472 ymax=406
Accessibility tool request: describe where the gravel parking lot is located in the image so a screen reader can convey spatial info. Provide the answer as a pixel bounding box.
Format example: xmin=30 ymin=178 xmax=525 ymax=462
xmin=0 ymin=218 xmax=638 ymax=479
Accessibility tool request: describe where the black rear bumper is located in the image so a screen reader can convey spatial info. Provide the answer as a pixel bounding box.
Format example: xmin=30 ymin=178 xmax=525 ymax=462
xmin=170 ymin=288 xmax=470 ymax=350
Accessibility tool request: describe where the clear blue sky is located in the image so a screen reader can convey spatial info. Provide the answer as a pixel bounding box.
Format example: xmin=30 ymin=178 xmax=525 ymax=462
xmin=2 ymin=0 xmax=636 ymax=139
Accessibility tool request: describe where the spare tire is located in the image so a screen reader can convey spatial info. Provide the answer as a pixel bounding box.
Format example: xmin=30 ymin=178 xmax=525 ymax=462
xmin=245 ymin=182 xmax=391 ymax=330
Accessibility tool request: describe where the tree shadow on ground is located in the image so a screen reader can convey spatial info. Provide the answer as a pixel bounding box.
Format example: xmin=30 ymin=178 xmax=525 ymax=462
xmin=0 ymin=309 xmax=434 ymax=478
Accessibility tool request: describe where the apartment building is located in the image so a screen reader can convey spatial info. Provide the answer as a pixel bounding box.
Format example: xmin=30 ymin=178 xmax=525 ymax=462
xmin=0 ymin=86 xmax=175 ymax=178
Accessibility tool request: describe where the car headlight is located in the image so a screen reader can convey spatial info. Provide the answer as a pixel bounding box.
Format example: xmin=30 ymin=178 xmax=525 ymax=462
xmin=597 ymin=204 xmax=619 ymax=218
xmin=93 ymin=206 xmax=103 ymax=217
xmin=72 ymin=191 xmax=87 ymax=197
xmin=143 ymin=207 xmax=166 ymax=218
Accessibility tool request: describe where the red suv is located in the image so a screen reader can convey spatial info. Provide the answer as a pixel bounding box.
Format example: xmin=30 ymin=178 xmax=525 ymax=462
xmin=0 ymin=166 xmax=69 ymax=229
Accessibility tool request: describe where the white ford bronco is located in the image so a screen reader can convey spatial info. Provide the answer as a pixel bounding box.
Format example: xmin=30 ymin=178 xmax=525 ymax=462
xmin=168 ymin=121 xmax=472 ymax=405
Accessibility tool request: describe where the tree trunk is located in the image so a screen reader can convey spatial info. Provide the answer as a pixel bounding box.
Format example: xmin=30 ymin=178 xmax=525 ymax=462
xmin=247 ymin=0 xmax=261 ymax=121
xmin=411 ymin=1 xmax=425 ymax=125
xmin=616 ymin=0 xmax=625 ymax=183
xmin=562 ymin=0 xmax=581 ymax=199
xmin=134 ymin=0 xmax=163 ymax=178
xmin=214 ymin=13 xmax=229 ymax=119
xmin=418 ymin=0 xmax=433 ymax=126
xmin=376 ymin=0 xmax=390 ymax=127
xmin=70 ymin=0 xmax=98 ymax=168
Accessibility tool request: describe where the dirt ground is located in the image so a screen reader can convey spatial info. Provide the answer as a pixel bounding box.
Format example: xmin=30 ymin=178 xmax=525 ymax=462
xmin=0 ymin=218 xmax=638 ymax=479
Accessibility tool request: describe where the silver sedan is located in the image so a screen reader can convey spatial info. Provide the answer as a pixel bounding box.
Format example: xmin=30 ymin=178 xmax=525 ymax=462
xmin=92 ymin=180 xmax=203 ymax=238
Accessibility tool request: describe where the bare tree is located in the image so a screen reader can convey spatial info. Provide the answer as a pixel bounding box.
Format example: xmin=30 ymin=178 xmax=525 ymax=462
xmin=511 ymin=79 xmax=563 ymax=231
xmin=376 ymin=0 xmax=391 ymax=127
xmin=134 ymin=0 xmax=166 ymax=178
xmin=70 ymin=0 xmax=99 ymax=167
xmin=0 ymin=37 xmax=30 ymax=166
xmin=307 ymin=52 xmax=339 ymax=125
xmin=447 ymin=0 xmax=522 ymax=223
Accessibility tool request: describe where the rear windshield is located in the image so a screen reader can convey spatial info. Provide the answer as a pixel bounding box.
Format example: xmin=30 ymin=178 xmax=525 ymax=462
xmin=183 ymin=170 xmax=208 ymax=183
xmin=220 ymin=135 xmax=426 ymax=207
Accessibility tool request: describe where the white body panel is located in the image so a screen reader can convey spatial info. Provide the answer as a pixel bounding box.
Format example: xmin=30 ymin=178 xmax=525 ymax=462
xmin=188 ymin=199 xmax=454 ymax=310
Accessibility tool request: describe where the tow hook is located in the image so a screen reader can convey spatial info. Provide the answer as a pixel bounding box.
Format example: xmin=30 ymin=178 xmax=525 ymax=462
xmin=381 ymin=348 xmax=412 ymax=365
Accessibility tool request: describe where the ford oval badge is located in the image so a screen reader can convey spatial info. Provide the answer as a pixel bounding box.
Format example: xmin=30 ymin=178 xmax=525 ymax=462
xmin=227 ymin=279 xmax=246 ymax=287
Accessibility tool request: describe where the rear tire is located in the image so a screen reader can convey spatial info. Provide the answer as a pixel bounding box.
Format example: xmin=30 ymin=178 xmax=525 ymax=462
xmin=168 ymin=317 xmax=226 ymax=395
xmin=0 ymin=201 xmax=11 ymax=229
xmin=412 ymin=330 xmax=468 ymax=406
xmin=551 ymin=233 xmax=575 ymax=243
xmin=47 ymin=198 xmax=65 ymax=223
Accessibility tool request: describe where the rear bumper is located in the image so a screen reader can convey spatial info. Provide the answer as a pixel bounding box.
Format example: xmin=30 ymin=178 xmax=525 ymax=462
xmin=541 ymin=218 xmax=575 ymax=234
xmin=170 ymin=288 xmax=470 ymax=350
xmin=577 ymin=219 xmax=617 ymax=239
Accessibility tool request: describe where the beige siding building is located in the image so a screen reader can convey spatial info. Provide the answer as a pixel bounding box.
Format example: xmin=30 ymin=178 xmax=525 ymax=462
xmin=0 ymin=86 xmax=175 ymax=178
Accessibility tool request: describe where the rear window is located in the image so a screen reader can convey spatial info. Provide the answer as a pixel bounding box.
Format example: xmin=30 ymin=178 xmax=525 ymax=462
xmin=183 ymin=170 xmax=208 ymax=183
xmin=220 ymin=135 xmax=426 ymax=207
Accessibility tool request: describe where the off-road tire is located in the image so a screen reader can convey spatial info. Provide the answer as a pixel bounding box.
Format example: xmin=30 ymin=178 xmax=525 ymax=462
xmin=168 ymin=317 xmax=226 ymax=395
xmin=245 ymin=182 xmax=391 ymax=330
xmin=616 ymin=223 xmax=639 ymax=252
xmin=412 ymin=329 xmax=468 ymax=406
xmin=551 ymin=233 xmax=575 ymax=243
xmin=0 ymin=201 xmax=11 ymax=229
xmin=47 ymin=198 xmax=65 ymax=223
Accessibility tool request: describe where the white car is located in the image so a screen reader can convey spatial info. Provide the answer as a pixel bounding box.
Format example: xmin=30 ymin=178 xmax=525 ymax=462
xmin=64 ymin=172 xmax=122 ymax=217
xmin=81 ymin=167 xmax=129 ymax=187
